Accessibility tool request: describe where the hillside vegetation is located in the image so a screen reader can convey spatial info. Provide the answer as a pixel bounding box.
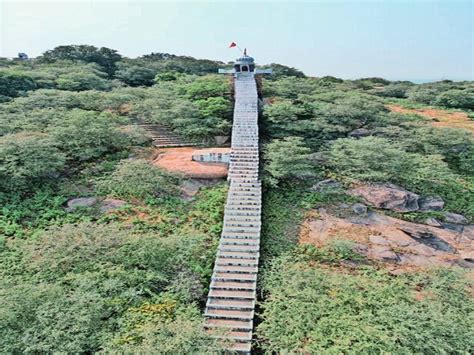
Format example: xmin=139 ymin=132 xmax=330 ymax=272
xmin=1 ymin=45 xmax=473 ymax=353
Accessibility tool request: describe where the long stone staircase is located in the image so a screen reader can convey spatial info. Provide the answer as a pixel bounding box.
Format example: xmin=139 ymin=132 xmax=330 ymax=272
xmin=204 ymin=73 xmax=261 ymax=353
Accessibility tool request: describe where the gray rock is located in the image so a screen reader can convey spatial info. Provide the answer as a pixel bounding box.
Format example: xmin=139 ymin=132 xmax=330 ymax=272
xmin=462 ymin=225 xmax=474 ymax=240
xmin=425 ymin=217 xmax=442 ymax=227
xmin=214 ymin=135 xmax=230 ymax=145
xmin=348 ymin=183 xmax=419 ymax=212
xmin=348 ymin=128 xmax=370 ymax=138
xmin=369 ymin=235 xmax=391 ymax=246
xmin=418 ymin=196 xmax=444 ymax=211
xmin=444 ymin=212 xmax=469 ymax=225
xmin=310 ymin=179 xmax=342 ymax=192
xmin=66 ymin=197 xmax=97 ymax=212
xmin=441 ymin=223 xmax=464 ymax=233
xmin=369 ymin=245 xmax=399 ymax=261
xmin=100 ymin=198 xmax=126 ymax=212
xmin=352 ymin=203 xmax=368 ymax=215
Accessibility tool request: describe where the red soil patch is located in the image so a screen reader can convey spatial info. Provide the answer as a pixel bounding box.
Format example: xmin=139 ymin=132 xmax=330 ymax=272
xmin=152 ymin=147 xmax=229 ymax=179
xmin=387 ymin=104 xmax=473 ymax=132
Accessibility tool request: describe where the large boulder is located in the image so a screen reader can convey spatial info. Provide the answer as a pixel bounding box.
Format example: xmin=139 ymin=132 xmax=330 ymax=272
xmin=444 ymin=212 xmax=469 ymax=225
xmin=299 ymin=209 xmax=472 ymax=269
xmin=66 ymin=197 xmax=98 ymax=212
xmin=349 ymin=184 xmax=419 ymax=212
xmin=352 ymin=203 xmax=368 ymax=215
xmin=418 ymin=196 xmax=444 ymax=211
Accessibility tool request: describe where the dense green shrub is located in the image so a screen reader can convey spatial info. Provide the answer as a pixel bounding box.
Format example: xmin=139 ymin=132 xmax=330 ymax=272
xmin=435 ymin=88 xmax=474 ymax=110
xmin=0 ymin=132 xmax=66 ymax=191
xmin=48 ymin=109 xmax=129 ymax=162
xmin=375 ymin=82 xmax=413 ymax=98
xmin=0 ymin=71 xmax=36 ymax=97
xmin=263 ymin=137 xmax=317 ymax=186
xmin=326 ymin=136 xmax=455 ymax=183
xmin=39 ymin=45 xmax=122 ymax=75
xmin=257 ymin=254 xmax=473 ymax=353
xmin=182 ymin=75 xmax=229 ymax=100
xmin=55 ymin=71 xmax=110 ymax=91
xmin=95 ymin=159 xmax=180 ymax=200
xmin=115 ymin=65 xmax=156 ymax=86
xmin=0 ymin=218 xmax=222 ymax=352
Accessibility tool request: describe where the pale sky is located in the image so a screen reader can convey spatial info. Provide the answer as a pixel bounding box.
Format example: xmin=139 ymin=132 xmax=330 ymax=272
xmin=0 ymin=0 xmax=473 ymax=81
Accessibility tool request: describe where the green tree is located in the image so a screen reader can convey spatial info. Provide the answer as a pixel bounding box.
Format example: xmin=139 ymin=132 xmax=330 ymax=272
xmin=0 ymin=132 xmax=66 ymax=191
xmin=95 ymin=159 xmax=180 ymax=200
xmin=40 ymin=45 xmax=122 ymax=75
xmin=263 ymin=137 xmax=316 ymax=186
xmin=48 ymin=109 xmax=127 ymax=162
xmin=55 ymin=71 xmax=110 ymax=91
xmin=115 ymin=65 xmax=156 ymax=86
xmin=0 ymin=71 xmax=36 ymax=97
xmin=435 ymin=88 xmax=474 ymax=110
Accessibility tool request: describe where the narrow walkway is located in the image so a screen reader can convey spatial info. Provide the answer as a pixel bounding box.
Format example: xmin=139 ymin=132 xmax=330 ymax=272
xmin=204 ymin=73 xmax=261 ymax=353
xmin=137 ymin=123 xmax=200 ymax=147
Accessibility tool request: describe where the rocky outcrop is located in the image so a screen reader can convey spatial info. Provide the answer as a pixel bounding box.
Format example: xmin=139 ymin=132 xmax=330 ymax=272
xmin=311 ymin=179 xmax=342 ymax=192
xmin=66 ymin=197 xmax=98 ymax=212
xmin=418 ymin=196 xmax=444 ymax=211
xmin=349 ymin=184 xmax=419 ymax=212
xmin=299 ymin=208 xmax=473 ymax=269
xmin=66 ymin=197 xmax=126 ymax=213
xmin=444 ymin=212 xmax=469 ymax=225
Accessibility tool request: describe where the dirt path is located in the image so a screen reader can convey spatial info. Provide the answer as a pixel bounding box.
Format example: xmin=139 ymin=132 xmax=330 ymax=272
xmin=387 ymin=104 xmax=473 ymax=132
xmin=152 ymin=147 xmax=229 ymax=179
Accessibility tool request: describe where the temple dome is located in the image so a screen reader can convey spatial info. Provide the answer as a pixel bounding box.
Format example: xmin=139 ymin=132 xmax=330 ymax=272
xmin=235 ymin=55 xmax=255 ymax=64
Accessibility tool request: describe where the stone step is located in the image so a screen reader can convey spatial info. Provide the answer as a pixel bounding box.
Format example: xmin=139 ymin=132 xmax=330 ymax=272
xmin=205 ymin=308 xmax=254 ymax=320
xmin=227 ymin=342 xmax=252 ymax=353
xmin=208 ymin=329 xmax=252 ymax=342
xmin=206 ymin=297 xmax=255 ymax=310
xmin=216 ymin=257 xmax=258 ymax=267
xmin=224 ymin=208 xmax=261 ymax=215
xmin=214 ymin=264 xmax=258 ymax=274
xmin=220 ymin=238 xmax=259 ymax=246
xmin=210 ymin=280 xmax=256 ymax=290
xmin=205 ymin=318 xmax=253 ymax=330
xmin=212 ymin=271 xmax=257 ymax=281
xmin=223 ymin=227 xmax=261 ymax=234
xmin=217 ymin=251 xmax=259 ymax=259
xmin=218 ymin=244 xmax=260 ymax=252
xmin=208 ymin=289 xmax=256 ymax=300
xmin=230 ymin=183 xmax=261 ymax=188
xmin=224 ymin=219 xmax=261 ymax=226
xmin=222 ymin=231 xmax=260 ymax=238
xmin=228 ymin=189 xmax=261 ymax=195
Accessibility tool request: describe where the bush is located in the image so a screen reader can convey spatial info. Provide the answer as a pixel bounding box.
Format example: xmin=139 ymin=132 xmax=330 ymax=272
xmin=0 ymin=132 xmax=66 ymax=191
xmin=257 ymin=254 xmax=473 ymax=353
xmin=264 ymin=137 xmax=317 ymax=186
xmin=0 ymin=71 xmax=36 ymax=97
xmin=56 ymin=72 xmax=110 ymax=91
xmin=435 ymin=88 xmax=474 ymax=110
xmin=48 ymin=109 xmax=128 ymax=162
xmin=95 ymin=159 xmax=180 ymax=200
xmin=115 ymin=66 xmax=156 ymax=86
xmin=326 ymin=136 xmax=455 ymax=185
